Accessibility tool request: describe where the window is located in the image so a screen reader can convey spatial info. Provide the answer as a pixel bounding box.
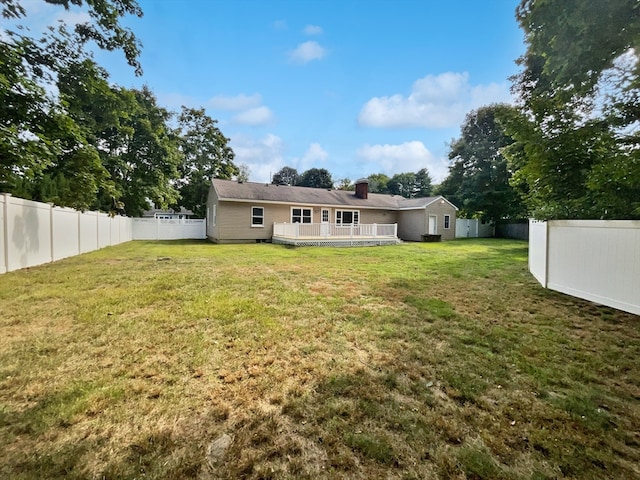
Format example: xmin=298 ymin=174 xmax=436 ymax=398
xmin=336 ymin=210 xmax=359 ymax=225
xmin=291 ymin=207 xmax=312 ymax=223
xmin=208 ymin=205 xmax=216 ymax=226
xmin=444 ymin=214 xmax=450 ymax=229
xmin=322 ymin=209 xmax=329 ymax=223
xmin=251 ymin=206 xmax=264 ymax=227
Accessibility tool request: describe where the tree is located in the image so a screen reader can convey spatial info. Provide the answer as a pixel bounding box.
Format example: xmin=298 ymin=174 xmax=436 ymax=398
xmin=298 ymin=168 xmax=333 ymax=189
xmin=366 ymin=173 xmax=390 ymax=194
xmin=235 ymin=163 xmax=250 ymax=183
xmin=0 ymin=39 xmax=59 ymax=192
xmin=175 ymin=106 xmax=236 ymax=217
xmin=414 ymin=168 xmax=433 ymax=197
xmin=508 ymin=0 xmax=640 ymax=219
xmin=335 ymin=178 xmax=353 ymax=190
xmin=438 ymin=104 xmax=527 ymax=222
xmin=1 ymin=0 xmax=143 ymax=74
xmin=0 ymin=0 xmax=143 ymax=208
xmin=272 ymin=166 xmax=299 ymax=185
xmin=115 ymin=87 xmax=182 ymax=216
xmin=388 ymin=173 xmax=416 ymax=198
xmin=387 ymin=169 xmax=432 ymax=198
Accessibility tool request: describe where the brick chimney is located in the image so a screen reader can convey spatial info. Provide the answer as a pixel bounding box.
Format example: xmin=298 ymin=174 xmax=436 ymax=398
xmin=355 ymin=178 xmax=369 ymax=199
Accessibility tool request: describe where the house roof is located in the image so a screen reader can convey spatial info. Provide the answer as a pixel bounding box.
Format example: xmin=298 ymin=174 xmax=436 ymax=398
xmin=142 ymin=206 xmax=194 ymax=217
xmin=212 ymin=179 xmax=458 ymax=211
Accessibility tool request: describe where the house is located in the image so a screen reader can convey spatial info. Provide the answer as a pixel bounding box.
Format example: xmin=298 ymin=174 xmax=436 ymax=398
xmin=142 ymin=207 xmax=194 ymax=220
xmin=206 ymin=178 xmax=458 ymax=245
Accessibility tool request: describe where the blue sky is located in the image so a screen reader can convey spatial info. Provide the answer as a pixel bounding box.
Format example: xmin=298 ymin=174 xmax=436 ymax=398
xmin=22 ymin=0 xmax=526 ymax=184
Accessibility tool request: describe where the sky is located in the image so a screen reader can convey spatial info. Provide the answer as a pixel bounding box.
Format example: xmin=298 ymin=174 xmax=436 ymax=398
xmin=19 ymin=0 xmax=526 ymax=185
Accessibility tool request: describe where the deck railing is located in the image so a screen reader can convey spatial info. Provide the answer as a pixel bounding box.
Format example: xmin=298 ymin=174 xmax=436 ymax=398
xmin=273 ymin=222 xmax=398 ymax=239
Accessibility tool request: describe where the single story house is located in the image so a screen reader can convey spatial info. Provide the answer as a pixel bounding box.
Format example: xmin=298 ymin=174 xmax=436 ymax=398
xmin=206 ymin=178 xmax=458 ymax=246
xmin=142 ymin=206 xmax=194 ymax=220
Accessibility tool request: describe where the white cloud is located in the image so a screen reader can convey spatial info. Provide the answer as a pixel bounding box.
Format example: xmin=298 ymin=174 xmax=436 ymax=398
xmin=303 ymin=24 xmax=323 ymax=35
xmin=356 ymin=141 xmax=449 ymax=182
xmin=208 ymin=93 xmax=262 ymax=111
xmin=230 ymin=134 xmax=286 ymax=183
xmin=289 ymin=41 xmax=327 ymax=64
xmin=358 ymin=72 xmax=512 ymax=129
xmin=272 ymin=19 xmax=287 ymax=30
xmin=231 ymin=106 xmax=274 ymax=126
xmin=297 ymin=143 xmax=328 ymax=170
xmin=302 ymin=143 xmax=328 ymax=163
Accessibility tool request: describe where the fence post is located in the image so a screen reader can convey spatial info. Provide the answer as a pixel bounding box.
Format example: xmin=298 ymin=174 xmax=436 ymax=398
xmin=49 ymin=203 xmax=54 ymax=262
xmin=2 ymin=193 xmax=10 ymax=273
xmin=77 ymin=210 xmax=82 ymax=255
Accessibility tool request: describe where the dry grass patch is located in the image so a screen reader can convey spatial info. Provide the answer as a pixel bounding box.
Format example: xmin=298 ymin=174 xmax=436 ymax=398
xmin=0 ymin=239 xmax=638 ymax=479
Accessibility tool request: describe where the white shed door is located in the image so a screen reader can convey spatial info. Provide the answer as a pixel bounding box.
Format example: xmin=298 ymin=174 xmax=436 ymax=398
xmin=428 ymin=215 xmax=437 ymax=234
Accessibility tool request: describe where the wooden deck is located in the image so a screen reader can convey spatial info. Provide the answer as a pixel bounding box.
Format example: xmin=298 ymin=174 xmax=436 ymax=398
xmin=272 ymin=223 xmax=400 ymax=247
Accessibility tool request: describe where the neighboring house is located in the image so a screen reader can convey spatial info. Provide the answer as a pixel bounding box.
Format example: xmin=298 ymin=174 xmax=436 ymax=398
xmin=142 ymin=207 xmax=194 ymax=220
xmin=206 ymin=178 xmax=458 ymax=245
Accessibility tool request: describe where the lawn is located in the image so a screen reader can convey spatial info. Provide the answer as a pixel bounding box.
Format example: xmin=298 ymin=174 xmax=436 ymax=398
xmin=0 ymin=239 xmax=638 ymax=479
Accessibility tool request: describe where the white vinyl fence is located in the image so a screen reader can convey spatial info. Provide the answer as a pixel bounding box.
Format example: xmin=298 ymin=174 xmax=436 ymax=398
xmin=1 ymin=193 xmax=132 ymax=274
xmin=132 ymin=218 xmax=206 ymax=240
xmin=529 ymin=219 xmax=640 ymax=315
xmin=455 ymin=218 xmax=494 ymax=238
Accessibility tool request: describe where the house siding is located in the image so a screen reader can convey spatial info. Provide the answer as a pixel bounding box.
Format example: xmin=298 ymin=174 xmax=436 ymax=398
xmin=428 ymin=202 xmax=457 ymax=241
xmin=397 ymin=210 xmax=426 ymax=241
xmin=397 ymin=203 xmax=457 ymax=241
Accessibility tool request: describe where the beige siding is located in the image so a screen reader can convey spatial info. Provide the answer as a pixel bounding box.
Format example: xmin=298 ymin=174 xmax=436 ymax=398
xmin=426 ymin=203 xmax=457 ymax=240
xmin=397 ymin=210 xmax=426 ymax=241
xmin=397 ymin=204 xmax=457 ymax=241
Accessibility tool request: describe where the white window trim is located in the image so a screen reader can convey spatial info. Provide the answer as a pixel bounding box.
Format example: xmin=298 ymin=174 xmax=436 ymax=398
xmin=444 ymin=214 xmax=450 ymax=229
xmin=251 ymin=206 xmax=264 ymax=228
xmin=336 ymin=209 xmax=360 ymax=225
xmin=290 ymin=206 xmax=313 ymax=224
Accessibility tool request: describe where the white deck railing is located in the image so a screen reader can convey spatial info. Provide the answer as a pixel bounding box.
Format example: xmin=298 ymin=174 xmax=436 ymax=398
xmin=273 ymin=222 xmax=398 ymax=239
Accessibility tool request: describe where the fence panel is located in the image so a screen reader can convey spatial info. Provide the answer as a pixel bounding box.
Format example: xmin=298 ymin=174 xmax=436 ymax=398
xmin=528 ymin=220 xmax=548 ymax=287
xmin=0 ymin=195 xmax=5 ymax=274
xmin=547 ymin=220 xmax=639 ymax=315
xmin=529 ymin=219 xmax=640 ymax=315
xmin=79 ymin=211 xmax=99 ymax=253
xmin=0 ymin=194 xmax=133 ymax=274
xmin=131 ymin=218 xmax=206 ymax=240
xmin=455 ymin=219 xmax=495 ymax=238
xmin=52 ymin=207 xmax=80 ymax=261
xmin=97 ymin=213 xmax=112 ymax=248
xmin=6 ymin=196 xmax=53 ymax=271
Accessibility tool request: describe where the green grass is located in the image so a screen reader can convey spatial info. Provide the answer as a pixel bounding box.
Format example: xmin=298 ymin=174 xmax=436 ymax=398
xmin=0 ymin=239 xmax=639 ymax=479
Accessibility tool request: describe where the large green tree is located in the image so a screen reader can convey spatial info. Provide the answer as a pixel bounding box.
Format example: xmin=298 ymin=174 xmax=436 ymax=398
xmin=387 ymin=169 xmax=432 ymax=198
xmin=175 ymin=107 xmax=237 ymax=217
xmin=507 ymin=0 xmax=640 ymax=219
xmin=439 ymin=104 xmax=527 ymax=222
xmin=0 ymin=0 xmax=142 ymax=207
xmin=366 ymin=173 xmax=390 ymax=194
xmin=298 ymin=168 xmax=333 ymax=189
xmin=1 ymin=0 xmax=143 ymax=74
xmin=109 ymin=87 xmax=181 ymax=216
xmin=272 ymin=166 xmax=299 ymax=186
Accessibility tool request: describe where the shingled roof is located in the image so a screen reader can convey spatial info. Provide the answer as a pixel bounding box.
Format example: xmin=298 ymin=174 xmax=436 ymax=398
xmin=212 ymin=179 xmax=457 ymax=211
